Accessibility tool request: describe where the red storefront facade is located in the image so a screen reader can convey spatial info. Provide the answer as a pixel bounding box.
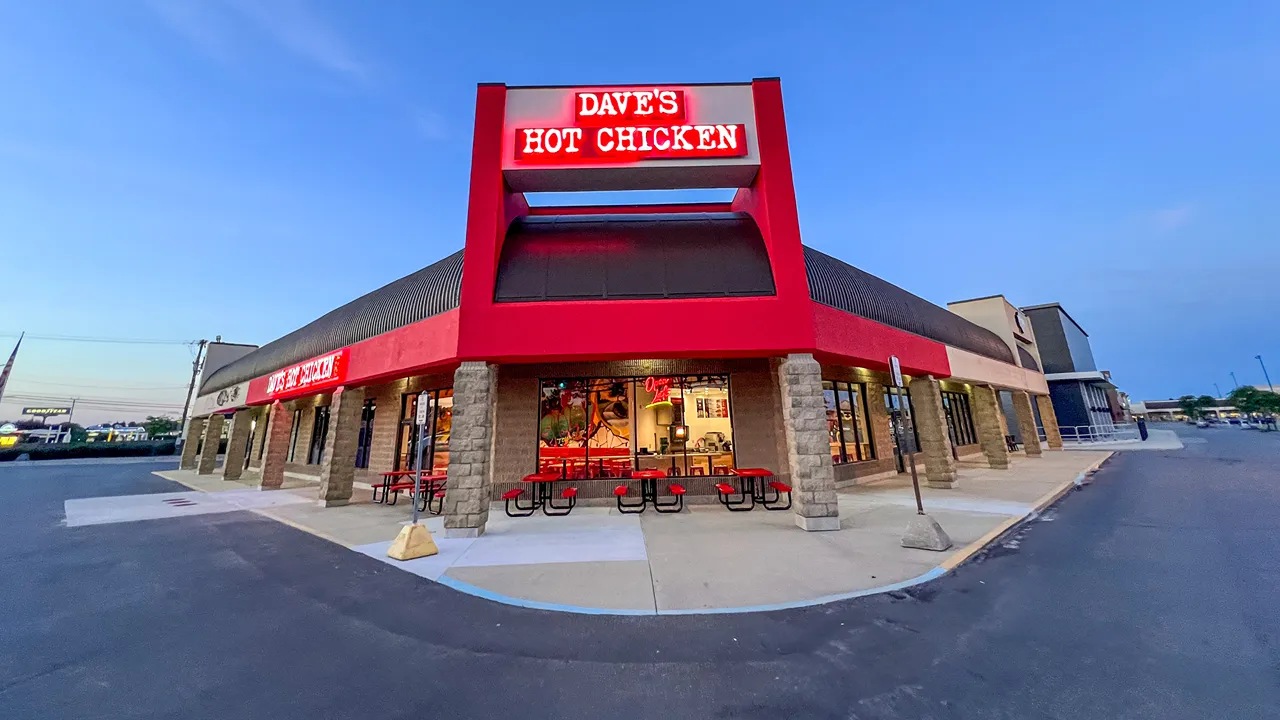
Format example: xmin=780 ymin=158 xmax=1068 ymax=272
xmin=186 ymin=79 xmax=1059 ymax=538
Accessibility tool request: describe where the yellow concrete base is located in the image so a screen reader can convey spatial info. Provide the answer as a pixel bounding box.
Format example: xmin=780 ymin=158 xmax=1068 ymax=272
xmin=386 ymin=523 xmax=439 ymax=561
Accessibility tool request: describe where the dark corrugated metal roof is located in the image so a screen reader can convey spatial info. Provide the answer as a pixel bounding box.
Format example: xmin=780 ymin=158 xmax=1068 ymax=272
xmin=803 ymin=246 xmax=1016 ymax=365
xmin=201 ymin=223 xmax=1021 ymax=395
xmin=198 ymin=250 xmax=463 ymax=394
xmin=1017 ymin=346 xmax=1041 ymax=371
xmin=495 ymin=213 xmax=775 ymax=301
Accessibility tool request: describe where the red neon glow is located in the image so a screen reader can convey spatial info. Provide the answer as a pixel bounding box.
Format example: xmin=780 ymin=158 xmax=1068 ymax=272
xmin=266 ymin=348 xmax=349 ymax=398
xmin=574 ymin=89 xmax=685 ymax=125
xmin=644 ymin=376 xmax=673 ymax=403
xmin=515 ymin=124 xmax=747 ymax=164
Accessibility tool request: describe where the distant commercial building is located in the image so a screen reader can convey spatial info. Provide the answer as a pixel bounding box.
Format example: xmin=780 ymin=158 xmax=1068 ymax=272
xmin=1021 ymin=303 xmax=1123 ymax=435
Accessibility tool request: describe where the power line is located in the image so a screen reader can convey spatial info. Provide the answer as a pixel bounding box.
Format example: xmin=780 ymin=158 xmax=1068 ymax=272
xmin=11 ymin=379 xmax=190 ymax=391
xmin=0 ymin=332 xmax=197 ymax=346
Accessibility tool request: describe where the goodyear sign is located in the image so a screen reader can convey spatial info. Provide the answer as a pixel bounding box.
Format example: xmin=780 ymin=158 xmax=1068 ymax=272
xmin=22 ymin=407 xmax=71 ymax=417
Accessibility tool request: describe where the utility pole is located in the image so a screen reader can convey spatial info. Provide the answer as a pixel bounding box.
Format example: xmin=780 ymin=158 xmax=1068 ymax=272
xmin=179 ymin=339 xmax=207 ymax=440
xmin=1258 ymin=355 xmax=1275 ymax=393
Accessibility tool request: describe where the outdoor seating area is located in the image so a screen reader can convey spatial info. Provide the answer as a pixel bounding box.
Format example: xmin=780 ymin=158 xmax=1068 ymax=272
xmin=375 ymin=470 xmax=448 ymax=514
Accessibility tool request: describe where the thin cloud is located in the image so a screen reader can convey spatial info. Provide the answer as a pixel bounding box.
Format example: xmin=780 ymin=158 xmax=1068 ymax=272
xmin=147 ymin=0 xmax=368 ymax=83
xmin=1150 ymin=205 xmax=1195 ymax=232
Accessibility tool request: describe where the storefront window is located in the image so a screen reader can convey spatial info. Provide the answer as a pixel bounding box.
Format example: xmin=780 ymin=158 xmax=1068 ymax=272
xmin=883 ymin=387 xmax=919 ymax=455
xmin=941 ymin=391 xmax=977 ymax=446
xmin=824 ymin=379 xmax=875 ymax=464
xmin=286 ymin=409 xmax=302 ymax=462
xmin=354 ymin=399 xmax=376 ymax=469
xmin=396 ymin=389 xmax=452 ymax=472
xmin=538 ymin=375 xmax=735 ymax=479
xmin=307 ymin=405 xmax=330 ymax=464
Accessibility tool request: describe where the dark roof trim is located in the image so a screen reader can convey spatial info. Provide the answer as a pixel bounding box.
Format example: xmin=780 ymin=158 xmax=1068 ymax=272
xmin=804 ymin=247 xmax=1016 ymax=365
xmin=949 ymin=293 xmax=1011 ymax=306
xmin=198 ymin=250 xmax=464 ymax=395
xmin=1017 ymin=345 xmax=1041 ymax=372
xmin=1020 ymin=302 xmax=1089 ymax=337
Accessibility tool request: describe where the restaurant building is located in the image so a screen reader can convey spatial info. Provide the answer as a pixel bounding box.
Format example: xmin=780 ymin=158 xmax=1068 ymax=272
xmin=182 ymin=79 xmax=1063 ymax=538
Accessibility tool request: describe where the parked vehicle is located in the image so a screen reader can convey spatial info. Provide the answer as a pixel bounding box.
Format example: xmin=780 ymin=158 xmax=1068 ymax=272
xmin=1196 ymin=420 xmax=1210 ymax=428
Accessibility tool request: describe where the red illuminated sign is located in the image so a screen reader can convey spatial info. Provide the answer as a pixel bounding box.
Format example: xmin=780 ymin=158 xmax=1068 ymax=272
xmin=575 ymin=89 xmax=685 ymax=125
xmin=266 ymin=348 xmax=349 ymax=398
xmin=644 ymin=376 xmax=673 ymax=404
xmin=514 ymin=86 xmax=748 ymax=165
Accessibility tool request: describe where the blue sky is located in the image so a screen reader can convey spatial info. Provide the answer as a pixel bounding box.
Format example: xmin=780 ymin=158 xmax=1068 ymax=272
xmin=1 ymin=1 xmax=1277 ymax=424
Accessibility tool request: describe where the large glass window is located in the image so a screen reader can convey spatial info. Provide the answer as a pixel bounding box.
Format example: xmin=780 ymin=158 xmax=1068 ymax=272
xmin=396 ymin=389 xmax=453 ymax=473
xmin=538 ymin=375 xmax=735 ymax=479
xmin=823 ymin=380 xmax=875 ymax=464
xmin=883 ymin=386 xmax=919 ymax=455
xmin=354 ymin=399 xmax=376 ymax=469
xmin=286 ymin=409 xmax=302 ymax=462
xmin=307 ymin=405 xmax=330 ymax=465
xmin=941 ymin=391 xmax=978 ymax=446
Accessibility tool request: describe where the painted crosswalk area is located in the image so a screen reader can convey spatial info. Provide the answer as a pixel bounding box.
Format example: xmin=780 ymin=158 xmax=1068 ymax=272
xmin=64 ymin=489 xmax=313 ymax=527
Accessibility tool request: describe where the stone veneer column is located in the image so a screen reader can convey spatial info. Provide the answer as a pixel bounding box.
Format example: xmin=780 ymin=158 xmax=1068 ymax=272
xmin=222 ymin=409 xmax=254 ymax=482
xmin=443 ymin=362 xmax=496 ymax=538
xmin=197 ymin=413 xmax=224 ymax=475
xmin=1036 ymin=395 xmax=1063 ymax=449
xmin=908 ymin=376 xmax=958 ymax=488
xmin=777 ymin=354 xmax=840 ymax=531
xmin=971 ymin=384 xmax=1011 ymax=470
xmin=180 ymin=417 xmax=205 ymax=470
xmin=258 ymin=401 xmax=295 ymax=490
xmin=318 ymin=386 xmax=363 ymax=507
xmin=1011 ymin=390 xmax=1043 ymax=457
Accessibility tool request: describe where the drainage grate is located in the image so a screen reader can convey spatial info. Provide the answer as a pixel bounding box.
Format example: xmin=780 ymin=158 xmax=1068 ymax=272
xmin=163 ymin=498 xmax=198 ymax=507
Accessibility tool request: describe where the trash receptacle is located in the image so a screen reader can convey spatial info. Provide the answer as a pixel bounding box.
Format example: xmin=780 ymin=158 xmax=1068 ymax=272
xmin=1137 ymin=418 xmax=1149 ymax=441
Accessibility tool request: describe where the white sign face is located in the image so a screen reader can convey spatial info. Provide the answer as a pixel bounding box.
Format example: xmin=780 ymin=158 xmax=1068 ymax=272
xmin=0 ymin=423 xmax=16 ymax=435
xmin=415 ymin=392 xmax=430 ymax=425
xmin=890 ymin=356 xmax=904 ymax=388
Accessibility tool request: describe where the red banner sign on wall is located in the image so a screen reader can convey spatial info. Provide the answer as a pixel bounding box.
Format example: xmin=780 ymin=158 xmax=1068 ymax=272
xmin=265 ymin=348 xmax=349 ymax=398
xmin=514 ymin=86 xmax=748 ymax=165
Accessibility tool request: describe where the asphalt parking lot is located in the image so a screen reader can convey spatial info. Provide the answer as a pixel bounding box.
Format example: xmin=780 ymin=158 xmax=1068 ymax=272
xmin=2 ymin=428 xmax=1277 ymax=719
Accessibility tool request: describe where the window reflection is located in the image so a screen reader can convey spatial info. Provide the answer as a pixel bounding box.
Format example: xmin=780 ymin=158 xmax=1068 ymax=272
xmin=538 ymin=375 xmax=735 ymax=478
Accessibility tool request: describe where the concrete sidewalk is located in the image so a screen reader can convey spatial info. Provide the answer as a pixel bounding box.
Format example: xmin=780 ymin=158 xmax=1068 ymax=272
xmin=154 ymin=449 xmax=1111 ymax=614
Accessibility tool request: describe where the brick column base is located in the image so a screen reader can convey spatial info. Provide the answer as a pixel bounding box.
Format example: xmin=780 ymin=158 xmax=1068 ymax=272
xmin=1036 ymin=395 xmax=1063 ymax=449
xmin=197 ymin=414 xmax=224 ymax=475
xmin=318 ymin=386 xmax=363 ymax=507
xmin=259 ymin=401 xmax=295 ymax=490
xmin=971 ymin=384 xmax=1010 ymax=470
xmin=777 ymin=354 xmax=840 ymax=531
xmin=909 ymin=376 xmax=958 ymax=488
xmin=1012 ymin=390 xmax=1043 ymax=457
xmin=180 ymin=417 xmax=205 ymax=470
xmin=444 ymin=362 xmax=496 ymax=538
xmin=223 ymin=409 xmax=254 ymax=482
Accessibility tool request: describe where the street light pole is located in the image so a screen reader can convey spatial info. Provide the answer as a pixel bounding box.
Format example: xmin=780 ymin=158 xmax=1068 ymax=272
xmin=1214 ymin=383 xmax=1222 ymax=400
xmin=1230 ymin=372 xmax=1239 ymax=389
xmin=1258 ymin=355 xmax=1274 ymax=393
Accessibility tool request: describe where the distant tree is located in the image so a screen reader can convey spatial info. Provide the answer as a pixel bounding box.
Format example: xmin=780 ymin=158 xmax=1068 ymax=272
xmin=1177 ymin=395 xmax=1210 ymax=419
xmin=1227 ymin=386 xmax=1280 ymax=416
xmin=69 ymin=424 xmax=87 ymax=443
xmin=143 ymin=415 xmax=180 ymax=438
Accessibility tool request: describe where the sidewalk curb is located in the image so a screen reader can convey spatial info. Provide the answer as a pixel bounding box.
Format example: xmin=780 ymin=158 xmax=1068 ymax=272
xmin=152 ymin=455 xmax=1114 ymax=616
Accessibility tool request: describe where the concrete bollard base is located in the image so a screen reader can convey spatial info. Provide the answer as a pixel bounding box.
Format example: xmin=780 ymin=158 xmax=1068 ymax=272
xmin=387 ymin=523 xmax=439 ymax=561
xmin=901 ymin=513 xmax=953 ymax=551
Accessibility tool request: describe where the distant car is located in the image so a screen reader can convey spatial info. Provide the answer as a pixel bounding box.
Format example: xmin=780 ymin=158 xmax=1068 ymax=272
xmin=1240 ymin=421 xmax=1253 ymax=429
xmin=1229 ymin=418 xmax=1242 ymax=425
xmin=1196 ymin=420 xmax=1210 ymax=428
